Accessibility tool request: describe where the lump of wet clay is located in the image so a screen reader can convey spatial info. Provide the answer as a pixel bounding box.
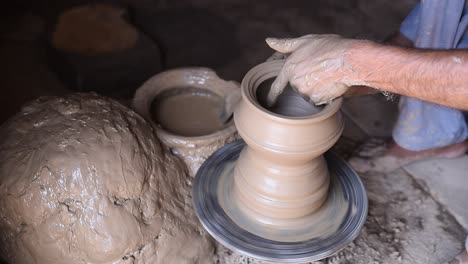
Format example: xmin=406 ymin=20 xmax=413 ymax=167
xmin=0 ymin=93 xmax=214 ymax=264
xmin=51 ymin=4 xmax=138 ymax=55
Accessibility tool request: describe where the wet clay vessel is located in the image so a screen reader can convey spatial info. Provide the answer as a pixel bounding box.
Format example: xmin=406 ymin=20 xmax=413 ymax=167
xmin=133 ymin=68 xmax=239 ymax=176
xmin=233 ymin=60 xmax=344 ymax=223
xmin=193 ymin=60 xmax=368 ymax=262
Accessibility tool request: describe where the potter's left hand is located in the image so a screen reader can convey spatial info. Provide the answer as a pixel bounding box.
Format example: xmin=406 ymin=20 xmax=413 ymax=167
xmin=265 ymin=34 xmax=367 ymax=105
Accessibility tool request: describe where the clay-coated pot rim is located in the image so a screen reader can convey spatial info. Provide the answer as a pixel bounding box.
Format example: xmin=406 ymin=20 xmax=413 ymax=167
xmin=132 ymin=67 xmax=238 ymax=144
xmin=155 ymin=120 xmax=237 ymax=144
xmin=241 ymin=60 xmax=342 ymax=124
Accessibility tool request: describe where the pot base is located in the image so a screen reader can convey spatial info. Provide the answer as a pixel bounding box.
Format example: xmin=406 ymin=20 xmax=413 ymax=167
xmin=193 ymin=140 xmax=367 ymax=263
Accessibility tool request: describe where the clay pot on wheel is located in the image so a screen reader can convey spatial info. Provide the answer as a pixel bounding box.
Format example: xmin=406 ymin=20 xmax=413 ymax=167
xmin=193 ymin=60 xmax=367 ymax=262
xmin=233 ymin=59 xmax=344 ymax=226
xmin=133 ymin=68 xmax=239 ymax=176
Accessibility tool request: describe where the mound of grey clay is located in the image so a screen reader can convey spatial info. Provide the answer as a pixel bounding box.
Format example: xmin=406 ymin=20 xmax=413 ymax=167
xmin=0 ymin=94 xmax=214 ymax=264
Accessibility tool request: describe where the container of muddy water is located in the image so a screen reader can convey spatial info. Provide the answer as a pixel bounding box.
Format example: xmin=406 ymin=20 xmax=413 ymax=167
xmin=133 ymin=68 xmax=239 ymax=176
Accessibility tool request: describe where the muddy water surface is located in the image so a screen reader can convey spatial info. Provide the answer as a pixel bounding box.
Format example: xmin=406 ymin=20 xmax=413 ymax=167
xmin=151 ymin=87 xmax=227 ymax=137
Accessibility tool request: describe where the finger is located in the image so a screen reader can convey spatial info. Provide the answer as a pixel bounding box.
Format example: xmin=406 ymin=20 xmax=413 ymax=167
xmin=267 ymin=66 xmax=289 ymax=106
xmin=313 ymin=82 xmax=348 ymax=105
xmin=266 ymin=51 xmax=286 ymax=62
xmin=265 ymin=37 xmax=311 ymax=53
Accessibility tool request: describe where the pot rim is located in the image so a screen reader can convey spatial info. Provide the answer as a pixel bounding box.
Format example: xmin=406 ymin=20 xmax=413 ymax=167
xmin=241 ymin=60 xmax=342 ymax=125
xmin=132 ymin=67 xmax=238 ymax=144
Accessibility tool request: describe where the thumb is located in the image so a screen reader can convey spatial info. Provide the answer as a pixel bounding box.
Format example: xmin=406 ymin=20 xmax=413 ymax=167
xmin=265 ymin=36 xmax=310 ymax=53
xmin=267 ymin=66 xmax=289 ymax=106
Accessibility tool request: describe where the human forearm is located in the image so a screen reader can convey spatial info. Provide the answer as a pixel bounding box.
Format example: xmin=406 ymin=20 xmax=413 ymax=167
xmin=344 ymin=33 xmax=413 ymax=98
xmin=347 ymin=41 xmax=468 ymax=110
xmin=266 ymin=34 xmax=468 ymax=109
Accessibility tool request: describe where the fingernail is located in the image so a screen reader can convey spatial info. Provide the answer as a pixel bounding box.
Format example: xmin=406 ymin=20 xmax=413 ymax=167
xmin=265 ymin=37 xmax=279 ymax=46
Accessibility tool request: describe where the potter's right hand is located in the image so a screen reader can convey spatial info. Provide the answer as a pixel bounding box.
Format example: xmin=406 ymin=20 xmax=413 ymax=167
xmin=265 ymin=34 xmax=367 ymax=105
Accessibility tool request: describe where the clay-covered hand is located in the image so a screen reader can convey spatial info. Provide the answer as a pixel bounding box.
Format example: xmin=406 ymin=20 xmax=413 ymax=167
xmin=265 ymin=34 xmax=366 ymax=105
xmin=266 ymin=51 xmax=287 ymax=61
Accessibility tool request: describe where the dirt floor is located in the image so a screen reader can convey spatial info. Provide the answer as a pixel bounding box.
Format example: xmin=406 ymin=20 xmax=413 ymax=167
xmin=1 ymin=0 xmax=467 ymax=263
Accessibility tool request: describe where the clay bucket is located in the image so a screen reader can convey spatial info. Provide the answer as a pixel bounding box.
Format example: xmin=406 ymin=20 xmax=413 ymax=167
xmin=133 ymin=68 xmax=239 ymax=176
xmin=233 ymin=59 xmax=344 ymax=221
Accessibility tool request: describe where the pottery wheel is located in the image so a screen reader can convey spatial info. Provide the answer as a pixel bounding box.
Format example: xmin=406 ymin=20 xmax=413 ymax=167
xmin=193 ymin=140 xmax=368 ymax=263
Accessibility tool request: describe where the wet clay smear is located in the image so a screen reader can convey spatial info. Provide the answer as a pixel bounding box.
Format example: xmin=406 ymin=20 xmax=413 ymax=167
xmin=151 ymin=87 xmax=227 ymax=137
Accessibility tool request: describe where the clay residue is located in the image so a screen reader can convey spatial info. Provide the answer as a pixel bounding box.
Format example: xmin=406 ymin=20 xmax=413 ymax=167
xmin=0 ymin=93 xmax=214 ymax=264
xmin=52 ymin=4 xmax=138 ymax=55
xmin=151 ymin=87 xmax=227 ymax=137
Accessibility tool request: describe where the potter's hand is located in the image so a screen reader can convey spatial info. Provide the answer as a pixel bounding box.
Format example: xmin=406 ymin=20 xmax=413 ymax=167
xmin=265 ymin=34 xmax=366 ymax=105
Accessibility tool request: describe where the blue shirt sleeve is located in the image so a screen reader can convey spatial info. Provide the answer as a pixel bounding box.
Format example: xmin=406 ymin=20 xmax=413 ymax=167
xmin=399 ymin=3 xmax=421 ymax=42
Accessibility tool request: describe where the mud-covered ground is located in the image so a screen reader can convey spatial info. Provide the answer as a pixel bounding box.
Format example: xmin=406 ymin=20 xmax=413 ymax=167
xmin=217 ymin=167 xmax=465 ymax=264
